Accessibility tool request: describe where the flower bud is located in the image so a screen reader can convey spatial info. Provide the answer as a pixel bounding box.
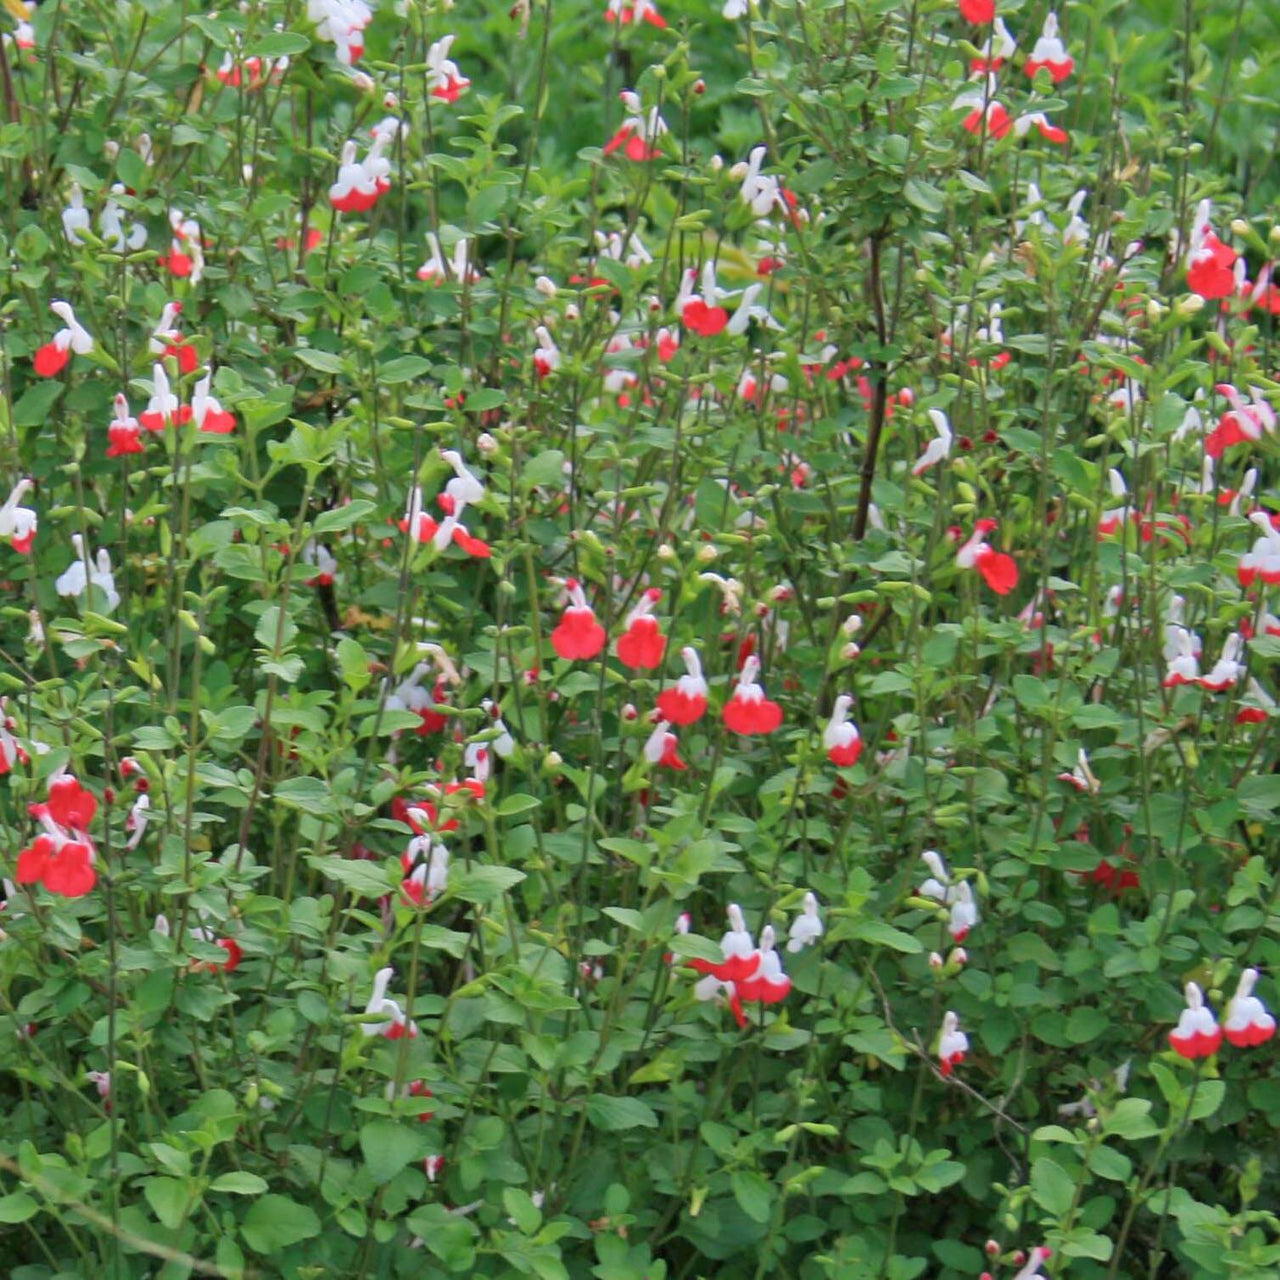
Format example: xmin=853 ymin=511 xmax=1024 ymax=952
xmin=948 ymin=947 xmax=968 ymax=966
xmin=351 ymin=71 xmax=375 ymax=92
xmin=1176 ymin=293 xmax=1205 ymax=317
xmin=728 ymin=161 xmax=748 ymax=181
xmin=710 ymin=154 xmax=724 ymax=173
xmin=897 ymin=387 xmax=915 ymax=406
xmin=656 ymin=543 xmax=676 ymax=562
xmin=543 ymin=750 xmax=563 ymax=775
xmin=535 ymin=274 xmax=557 ymax=297
xmin=841 ymin=642 xmax=861 ymax=661
xmin=103 ymin=139 xmax=120 ymax=160
xmin=693 ymin=78 xmax=706 ymax=95
xmin=1146 ymin=298 xmax=1165 ymax=324
xmin=696 ymin=543 xmax=718 ymax=564
xmin=985 ymin=1240 xmax=1000 ymax=1257
xmin=1270 ymin=225 xmax=1280 ymax=246
xmin=928 ymin=951 xmax=944 ymax=970
xmin=565 ymin=304 xmax=580 ymax=322
xmin=383 ymin=91 xmax=399 ymax=110
xmin=477 ymin=432 xmax=498 ymax=457
xmin=1230 ymin=218 xmax=1250 ymax=238
xmin=622 ymin=703 xmax=638 ymax=721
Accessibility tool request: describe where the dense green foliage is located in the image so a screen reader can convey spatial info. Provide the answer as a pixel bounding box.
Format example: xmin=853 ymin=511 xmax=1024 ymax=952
xmin=0 ymin=0 xmax=1279 ymax=1276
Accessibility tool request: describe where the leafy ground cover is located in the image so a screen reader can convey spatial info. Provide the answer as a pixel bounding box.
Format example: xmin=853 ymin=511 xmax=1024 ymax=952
xmin=0 ymin=0 xmax=1279 ymax=1275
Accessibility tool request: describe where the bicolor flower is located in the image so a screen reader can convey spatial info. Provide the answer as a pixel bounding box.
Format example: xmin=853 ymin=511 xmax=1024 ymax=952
xmin=402 ymin=838 xmax=450 ymax=906
xmin=551 ymin=579 xmax=607 ymax=660
xmin=139 ymin=364 xmax=192 ymax=432
xmin=360 ymin=966 xmax=418 ymax=1039
xmin=385 ymin=662 xmax=450 ymax=735
xmin=417 ymin=232 xmax=479 ymax=283
xmin=1205 ymin=384 xmax=1275 ymax=457
xmin=1097 ymin=468 xmax=1131 ymax=536
xmin=0 ymin=479 xmax=38 ymax=555
xmin=303 ymin=540 xmax=338 ymax=587
xmin=34 ymin=301 xmax=94 ymax=377
xmin=970 ymin=17 xmax=1015 ymax=71
xmin=605 ymin=0 xmax=666 ymax=27
xmin=912 ymin=408 xmax=953 ymax=476
xmin=125 ymin=792 xmax=150 ymax=851
xmin=823 ymin=694 xmax=862 ymax=767
xmin=616 ymin=589 xmax=666 ymax=669
xmin=726 ymin=283 xmax=782 ymax=336
xmin=1235 ymin=678 xmax=1275 ymax=725
xmin=104 ymin=396 xmax=142 ymax=463
xmin=954 ymin=78 xmax=1011 ymax=140
xmin=441 ymin=449 xmax=486 ymax=509
xmin=149 ymin=301 xmax=198 ymax=374
xmin=1237 ymin=511 xmax=1280 ymax=587
xmin=533 ymin=326 xmax=560 ymax=377
xmin=1056 ymin=748 xmax=1100 ymax=794
xmin=722 ymin=655 xmax=783 ymax=735
xmin=1168 ymin=981 xmax=1221 ymax=1059
xmin=161 ymin=208 xmax=205 ymax=281
xmin=642 ymin=719 xmax=687 ymax=770
xmin=1013 ymin=111 xmax=1067 ymax=145
xmin=307 ymin=0 xmax=372 ymax=64
xmin=1162 ymin=627 xmax=1201 ymax=687
xmin=657 ymin=646 xmax=709 ymax=725
xmin=736 ymin=146 xmax=784 ymax=219
xmin=1185 ymin=200 xmax=1238 ymax=300
xmin=689 ymin=903 xmax=759 ymax=985
xmin=426 ymin=35 xmax=469 ymax=102
xmin=603 ymin=90 xmax=667 ymax=161
xmin=918 ymin=850 xmax=955 ymax=904
xmin=949 ymin=882 xmax=979 ymax=942
xmin=938 ymin=1010 xmax=969 ymax=1076
xmin=1199 ymin=634 xmax=1245 ymax=692
xmin=192 ymin=374 xmax=236 ymax=434
xmin=676 ymin=262 xmax=735 ymax=336
xmin=735 ymin=925 xmax=791 ymax=1006
xmin=786 ymin=892 xmax=823 ymax=952
xmin=1222 ymin=969 xmax=1276 ymax=1047
xmin=955 ymin=519 xmax=1019 ymax=594
xmin=16 ymin=775 xmax=99 ymax=898
xmin=1025 ymin=12 xmax=1073 ymax=81
xmin=329 ymin=134 xmax=392 ymax=212
xmin=1013 ymin=1248 xmax=1053 ymax=1280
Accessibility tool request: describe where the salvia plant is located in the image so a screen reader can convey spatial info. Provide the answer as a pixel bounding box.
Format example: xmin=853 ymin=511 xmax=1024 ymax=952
xmin=0 ymin=0 xmax=1278 ymax=1275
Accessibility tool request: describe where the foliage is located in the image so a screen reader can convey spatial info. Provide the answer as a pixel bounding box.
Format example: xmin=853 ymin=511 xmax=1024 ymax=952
xmin=0 ymin=0 xmax=1278 ymax=1276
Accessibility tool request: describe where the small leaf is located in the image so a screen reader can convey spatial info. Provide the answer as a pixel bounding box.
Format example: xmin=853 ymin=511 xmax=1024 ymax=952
xmin=360 ymin=1119 xmax=425 ymax=1184
xmin=209 ymin=1172 xmax=269 ymax=1195
xmin=241 ymin=1194 xmax=322 ymax=1254
xmin=585 ymin=1094 xmax=659 ymax=1131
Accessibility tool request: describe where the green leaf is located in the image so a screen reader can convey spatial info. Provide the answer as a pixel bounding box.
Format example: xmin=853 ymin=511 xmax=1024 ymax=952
xmin=314 ymin=500 xmax=377 ymax=535
xmin=293 ymin=347 xmax=347 ymax=374
xmin=846 ymin=918 xmax=923 ymax=954
xmin=496 ymin=793 xmax=541 ymax=817
xmin=585 ymin=1094 xmax=659 ymax=1131
xmin=0 ymin=1192 xmax=39 ymax=1223
xmin=731 ymin=1169 xmax=774 ymax=1223
xmin=450 ymin=865 xmax=526 ymax=904
xmin=1030 ymin=1156 xmax=1076 ymax=1217
xmin=209 ymin=1172 xmax=269 ymax=1195
xmin=1189 ymin=1078 xmax=1226 ymax=1121
xmin=503 ymin=1187 xmax=543 ymax=1235
xmin=248 ymin=30 xmax=310 ymax=57
xmin=520 ymin=449 xmax=567 ymax=490
xmin=1103 ymin=1098 xmax=1160 ymax=1141
xmin=903 ymin=177 xmax=944 ymax=214
xmin=308 ymin=854 xmax=397 ymax=897
xmin=241 ymin=1194 xmax=322 ymax=1254
xmin=274 ymin=776 xmax=335 ymax=814
xmin=379 ymin=355 xmax=433 ymax=384
xmin=360 ymin=1119 xmax=425 ymax=1184
xmin=143 ymin=1176 xmax=191 ymax=1231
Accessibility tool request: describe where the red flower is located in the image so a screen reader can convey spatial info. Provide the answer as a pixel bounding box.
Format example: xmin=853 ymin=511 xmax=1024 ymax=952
xmin=823 ymin=694 xmax=862 ymax=767
xmin=682 ymin=299 xmax=729 ymax=337
xmin=656 ymin=646 xmax=709 ymax=725
xmin=958 ymin=0 xmax=994 ymax=21
xmin=616 ymin=589 xmax=666 ymax=670
xmin=722 ymin=656 xmax=783 ymax=735
xmin=956 ymin=520 xmax=1018 ymax=594
xmin=48 ymin=775 xmax=97 ymax=831
xmin=551 ymin=579 xmax=607 ymax=661
xmin=1168 ymin=982 xmax=1222 ymax=1059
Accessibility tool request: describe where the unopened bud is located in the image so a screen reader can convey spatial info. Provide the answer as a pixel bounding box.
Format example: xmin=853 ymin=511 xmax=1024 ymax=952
xmin=535 ymin=274 xmax=557 ymax=297
xmin=897 ymin=387 xmax=915 ymax=406
xmin=1177 ymin=293 xmax=1205 ymax=317
xmin=351 ymin=71 xmax=375 ymax=93
xmin=928 ymin=951 xmax=944 ymax=970
xmin=1230 ymin=218 xmax=1250 ymax=238
xmin=985 ymin=1240 xmax=1000 ymax=1257
xmin=656 ymin=543 xmax=676 ymax=562
xmin=382 ymin=91 xmax=399 ymax=110
xmin=948 ymin=947 xmax=968 ymax=966
xmin=622 ymin=703 xmax=638 ymax=721
xmin=476 ymin=432 xmax=498 ymax=457
xmin=543 ymin=750 xmax=563 ymax=775
xmin=841 ymin=642 xmax=861 ymax=660
xmin=696 ymin=544 xmax=718 ymax=563
xmin=693 ymin=78 xmax=706 ymax=94
xmin=728 ymin=161 xmax=748 ymax=181
xmin=1146 ymin=298 xmax=1165 ymax=324
xmin=565 ymin=304 xmax=580 ymax=322
xmin=710 ymin=154 xmax=723 ymax=174
xmin=647 ymin=295 xmax=662 ymax=313
xmin=1270 ymin=225 xmax=1280 ymax=246
xmin=104 ymin=140 xmax=120 ymax=160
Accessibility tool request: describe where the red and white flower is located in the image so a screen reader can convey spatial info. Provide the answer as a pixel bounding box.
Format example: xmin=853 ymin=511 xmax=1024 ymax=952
xmin=1237 ymin=511 xmax=1280 ymax=587
xmin=1168 ymin=981 xmax=1221 ymax=1059
xmin=307 ymin=0 xmax=372 ymax=65
xmin=1222 ymin=968 xmax=1276 ymax=1047
xmin=150 ymin=301 xmax=198 ymax=374
xmin=1162 ymin=628 xmax=1201 ymax=687
xmin=603 ymin=90 xmax=667 ymax=162
xmin=34 ymin=301 xmax=94 ymax=377
xmin=1013 ymin=111 xmax=1068 ymax=145
xmin=1205 ymin=383 xmax=1275 ymax=457
xmin=676 ymin=262 xmax=734 ymax=337
xmin=360 ymin=966 xmax=418 ymax=1039
xmin=616 ymin=589 xmax=666 ymax=669
xmin=722 ymin=655 xmax=783 ymax=735
xmin=604 ymin=0 xmax=666 ymax=27
xmin=192 ymin=373 xmax=236 ymax=434
xmin=1185 ymin=199 xmax=1238 ymax=300
xmin=955 ymin=519 xmax=1019 ymax=594
xmin=949 ymin=882 xmax=979 ymax=942
xmin=642 ymin=719 xmax=687 ymax=771
xmin=0 ymin=479 xmax=38 ymax=555
xmin=61 ymin=184 xmax=90 ymax=244
xmin=657 ymin=646 xmax=709 ymax=725
xmin=417 ymin=232 xmax=479 ymax=283
xmin=1199 ymin=633 xmax=1245 ymax=692
xmin=1098 ymin=468 xmax=1131 ymax=536
xmin=15 ymin=774 xmax=98 ymax=899
xmin=938 ymin=1010 xmax=969 ymax=1076
xmin=551 ymin=579 xmax=607 ymax=661
xmin=1057 ymin=748 xmax=1101 ymax=794
xmin=1235 ymin=678 xmax=1275 ymax=725
xmin=823 ymin=694 xmax=862 ymax=767
xmin=426 ymin=35 xmax=470 ymax=103
xmin=1025 ymin=12 xmax=1073 ymax=81
xmin=970 ymin=16 xmax=1015 ymax=72
xmin=329 ymin=133 xmax=392 ymax=212
xmin=912 ymin=408 xmax=953 ymax=476
xmin=138 ymin=364 xmax=192 ymax=432
xmin=954 ymin=77 xmax=1012 ymax=140
xmin=533 ymin=326 xmax=560 ymax=377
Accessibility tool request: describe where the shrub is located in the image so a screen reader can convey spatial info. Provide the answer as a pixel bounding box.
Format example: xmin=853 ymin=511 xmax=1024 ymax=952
xmin=0 ymin=0 xmax=1278 ymax=1276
